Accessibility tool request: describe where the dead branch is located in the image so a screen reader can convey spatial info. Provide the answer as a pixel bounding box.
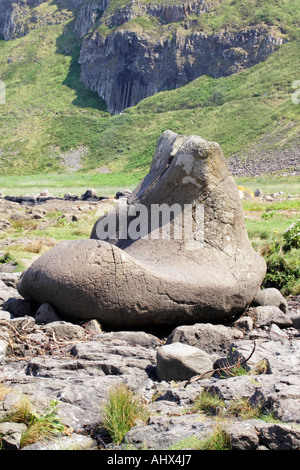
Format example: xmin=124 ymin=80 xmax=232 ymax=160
xmin=184 ymin=340 xmax=256 ymax=388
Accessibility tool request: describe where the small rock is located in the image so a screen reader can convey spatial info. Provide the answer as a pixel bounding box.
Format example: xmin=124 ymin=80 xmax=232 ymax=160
xmin=252 ymin=288 xmax=288 ymax=314
xmin=267 ymin=323 xmax=289 ymax=339
xmin=156 ymin=342 xmax=213 ymax=382
xmin=0 ymin=310 xmax=13 ymax=320
xmin=227 ymin=422 xmax=259 ymax=450
xmin=234 ymin=315 xmax=254 ymax=332
xmin=64 ymin=193 xmax=79 ymax=201
xmin=3 ymin=298 xmax=36 ymax=317
xmin=45 ymin=321 xmax=86 ymax=340
xmin=166 ymin=323 xmax=236 ymax=355
xmin=21 ymin=433 xmax=97 ymax=451
xmin=0 ymin=422 xmax=27 ymax=450
xmin=254 ymin=188 xmax=264 ymax=197
xmin=81 ymin=189 xmax=97 ymax=200
xmin=290 ymin=310 xmax=300 ymax=329
xmin=35 ymin=303 xmax=62 ymax=324
xmin=0 ymin=339 xmax=9 ymax=363
xmin=259 ymin=424 xmax=300 ymax=450
xmin=83 ymin=319 xmax=102 ymax=334
xmin=254 ymin=306 xmax=293 ymax=328
xmin=115 ymin=189 xmax=132 ymax=199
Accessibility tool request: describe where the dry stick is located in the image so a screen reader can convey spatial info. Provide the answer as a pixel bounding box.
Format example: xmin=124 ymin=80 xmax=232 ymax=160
xmin=0 ymin=319 xmax=90 ymax=361
xmin=184 ymin=340 xmax=256 ymax=388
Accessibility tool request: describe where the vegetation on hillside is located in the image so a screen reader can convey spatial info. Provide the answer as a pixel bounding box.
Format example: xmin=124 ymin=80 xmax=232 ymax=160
xmin=0 ymin=0 xmax=299 ymax=175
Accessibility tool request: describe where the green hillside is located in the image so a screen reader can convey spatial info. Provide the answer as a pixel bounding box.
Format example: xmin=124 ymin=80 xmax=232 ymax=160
xmin=0 ymin=0 xmax=299 ymax=176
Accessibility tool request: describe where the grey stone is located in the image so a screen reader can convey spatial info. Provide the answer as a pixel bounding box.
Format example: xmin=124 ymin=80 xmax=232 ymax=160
xmin=0 ymin=310 xmax=13 ymax=320
xmin=267 ymin=323 xmax=289 ymax=339
xmin=83 ymin=319 xmax=102 ymax=334
xmin=226 ymin=422 xmax=259 ymax=450
xmin=44 ymin=321 xmax=86 ymax=340
xmin=290 ymin=309 xmax=300 ymax=329
xmin=259 ymin=424 xmax=300 ymax=450
xmin=22 ymin=433 xmax=97 ymax=450
xmin=252 ymin=288 xmax=288 ymax=313
xmin=234 ymin=315 xmax=254 ymax=332
xmin=0 ymin=339 xmax=8 ymax=363
xmin=35 ymin=302 xmax=62 ymax=324
xmin=157 ymin=342 xmax=213 ymax=381
xmin=253 ymin=306 xmax=293 ymax=328
xmin=167 ymin=323 xmax=237 ymax=355
xmin=124 ymin=414 xmax=215 ymax=450
xmin=0 ymin=422 xmax=27 ymax=450
xmin=18 ymin=131 xmax=266 ymax=329
xmin=3 ymin=298 xmax=36 ymax=317
xmin=254 ymin=189 xmax=264 ymax=197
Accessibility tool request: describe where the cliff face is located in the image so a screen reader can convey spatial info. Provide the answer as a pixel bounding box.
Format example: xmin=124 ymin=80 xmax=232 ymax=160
xmin=1 ymin=0 xmax=285 ymax=115
xmin=0 ymin=0 xmax=47 ymax=40
xmin=79 ymin=26 xmax=283 ymax=114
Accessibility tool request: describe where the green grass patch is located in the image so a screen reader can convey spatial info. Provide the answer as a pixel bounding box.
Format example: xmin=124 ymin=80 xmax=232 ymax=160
xmin=102 ymin=384 xmax=149 ymax=445
xmin=0 ymin=397 xmax=65 ymax=449
xmin=0 ymin=172 xmax=143 ymax=197
xmin=169 ymin=425 xmax=232 ymax=451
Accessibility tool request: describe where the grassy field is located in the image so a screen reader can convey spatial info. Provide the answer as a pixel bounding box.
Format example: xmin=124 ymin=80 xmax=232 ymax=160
xmin=0 ymin=172 xmax=143 ymax=197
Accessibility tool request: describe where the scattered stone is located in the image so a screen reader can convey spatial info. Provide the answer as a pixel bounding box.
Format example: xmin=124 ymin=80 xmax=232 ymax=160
xmin=3 ymin=298 xmax=36 ymax=317
xmin=0 ymin=422 xmax=27 ymax=450
xmin=0 ymin=338 xmax=8 ymax=363
xmin=156 ymin=342 xmax=214 ymax=381
xmin=252 ymin=288 xmax=288 ymax=314
xmin=115 ymin=190 xmax=132 ymax=199
xmin=267 ymin=323 xmax=289 ymax=339
xmin=166 ymin=323 xmax=237 ymax=355
xmin=254 ymin=188 xmax=264 ymax=197
xmin=259 ymin=424 xmax=300 ymax=450
xmin=0 ymin=310 xmax=13 ymax=320
xmin=35 ymin=302 xmax=63 ymax=324
xmin=44 ymin=321 xmax=86 ymax=340
xmin=253 ymin=306 xmax=293 ymax=328
xmin=64 ymin=193 xmax=79 ymax=201
xmin=83 ymin=319 xmax=102 ymax=334
xmin=234 ymin=315 xmax=254 ymax=332
xmin=81 ymin=189 xmax=97 ymax=200
xmin=22 ymin=433 xmax=97 ymax=451
xmin=226 ymin=422 xmax=259 ymax=450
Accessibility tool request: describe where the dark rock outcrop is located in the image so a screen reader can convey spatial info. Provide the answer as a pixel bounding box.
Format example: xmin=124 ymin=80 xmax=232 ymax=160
xmin=79 ymin=26 xmax=283 ymax=114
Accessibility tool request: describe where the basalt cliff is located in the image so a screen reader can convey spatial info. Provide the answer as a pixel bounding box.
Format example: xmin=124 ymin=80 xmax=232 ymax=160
xmin=0 ymin=0 xmax=285 ymax=115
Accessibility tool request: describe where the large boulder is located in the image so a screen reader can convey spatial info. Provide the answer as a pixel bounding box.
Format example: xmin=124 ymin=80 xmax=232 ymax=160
xmin=17 ymin=131 xmax=266 ymax=329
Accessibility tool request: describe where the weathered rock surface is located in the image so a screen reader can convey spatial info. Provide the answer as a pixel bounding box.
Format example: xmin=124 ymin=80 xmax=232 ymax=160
xmin=252 ymin=287 xmax=289 ymax=314
xmin=17 ymin=131 xmax=266 ymax=328
xmin=0 ymin=275 xmax=299 ymax=450
xmin=156 ymin=342 xmax=213 ymax=381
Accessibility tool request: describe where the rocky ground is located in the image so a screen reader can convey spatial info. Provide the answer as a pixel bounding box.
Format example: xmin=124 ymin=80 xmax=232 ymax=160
xmin=0 ymin=270 xmax=299 ymax=451
xmin=228 ymin=135 xmax=300 ymax=177
xmin=0 ymin=188 xmax=299 ymax=452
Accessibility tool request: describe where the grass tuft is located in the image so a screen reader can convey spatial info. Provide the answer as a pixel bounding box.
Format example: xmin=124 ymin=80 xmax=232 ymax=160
xmin=101 ymin=384 xmax=149 ymax=444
